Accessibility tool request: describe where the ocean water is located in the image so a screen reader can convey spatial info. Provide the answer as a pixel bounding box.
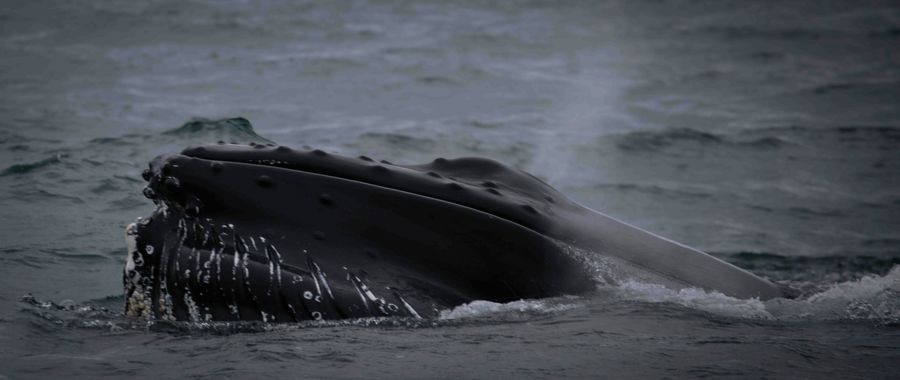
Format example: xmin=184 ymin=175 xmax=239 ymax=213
xmin=1 ymin=0 xmax=899 ymax=378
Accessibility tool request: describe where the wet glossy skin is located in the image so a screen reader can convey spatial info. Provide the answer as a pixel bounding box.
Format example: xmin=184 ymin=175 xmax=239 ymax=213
xmin=125 ymin=143 xmax=596 ymax=322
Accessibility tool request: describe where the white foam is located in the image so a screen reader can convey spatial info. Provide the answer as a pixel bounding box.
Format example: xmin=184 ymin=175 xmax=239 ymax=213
xmin=439 ymin=299 xmax=579 ymax=320
xmin=609 ymin=265 xmax=900 ymax=324
xmin=563 ymin=240 xmax=899 ymax=323
xmin=766 ymin=265 xmax=900 ymax=324
xmin=615 ymin=280 xmax=775 ymax=319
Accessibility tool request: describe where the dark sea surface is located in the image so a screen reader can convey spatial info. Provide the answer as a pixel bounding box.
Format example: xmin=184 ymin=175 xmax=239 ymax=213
xmin=1 ymin=0 xmax=899 ymax=378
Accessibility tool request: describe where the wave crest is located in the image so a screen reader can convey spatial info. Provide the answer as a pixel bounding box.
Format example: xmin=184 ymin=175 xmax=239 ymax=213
xmin=611 ymin=265 xmax=900 ymax=325
xmin=163 ymin=117 xmax=272 ymax=143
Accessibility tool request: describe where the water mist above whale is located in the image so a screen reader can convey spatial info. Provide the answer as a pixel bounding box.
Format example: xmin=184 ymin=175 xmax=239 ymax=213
xmin=124 ymin=141 xmax=785 ymax=322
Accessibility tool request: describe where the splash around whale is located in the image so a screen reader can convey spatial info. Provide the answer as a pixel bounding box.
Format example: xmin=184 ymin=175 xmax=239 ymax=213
xmin=124 ymin=141 xmax=786 ymax=322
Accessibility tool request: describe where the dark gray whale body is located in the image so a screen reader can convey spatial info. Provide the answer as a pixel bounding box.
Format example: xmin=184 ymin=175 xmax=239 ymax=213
xmin=125 ymin=143 xmax=784 ymax=322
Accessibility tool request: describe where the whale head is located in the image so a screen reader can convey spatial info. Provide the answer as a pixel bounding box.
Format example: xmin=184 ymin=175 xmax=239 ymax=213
xmin=124 ymin=143 xmax=595 ymax=322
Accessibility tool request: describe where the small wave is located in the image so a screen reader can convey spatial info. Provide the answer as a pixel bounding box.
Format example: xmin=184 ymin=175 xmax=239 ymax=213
xmin=787 ymin=206 xmax=846 ymax=219
xmin=593 ymin=182 xmax=713 ymax=200
xmin=767 ymin=266 xmax=900 ymax=325
xmin=686 ymin=25 xmax=832 ymax=41
xmin=163 ymin=117 xmax=272 ymax=143
xmin=721 ymin=252 xmax=900 ymax=285
xmin=16 ymin=294 xmax=439 ymax=333
xmin=613 ymin=127 xmax=788 ymax=152
xmin=612 ymin=125 xmax=900 ymax=153
xmin=608 ymin=265 xmax=900 ymax=325
xmin=752 ymin=125 xmax=900 ymax=141
xmin=439 ymin=299 xmax=580 ymax=320
xmin=563 ymin=241 xmax=900 ymax=324
xmin=812 ymin=83 xmax=854 ymax=95
xmin=615 ymin=281 xmax=774 ymax=320
xmin=358 ymin=132 xmax=437 ymax=152
xmin=18 ymin=294 xmax=130 ymax=332
xmin=0 ymin=154 xmax=63 ymax=176
xmin=867 ymin=27 xmax=900 ymax=38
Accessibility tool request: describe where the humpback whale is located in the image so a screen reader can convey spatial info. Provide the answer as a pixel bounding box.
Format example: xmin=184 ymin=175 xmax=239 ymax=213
xmin=125 ymin=142 xmax=784 ymax=322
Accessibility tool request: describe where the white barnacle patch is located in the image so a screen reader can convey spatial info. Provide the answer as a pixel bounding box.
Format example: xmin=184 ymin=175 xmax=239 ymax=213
xmin=124 ymin=222 xmax=153 ymax=319
xmin=126 ymin=291 xmax=151 ymax=319
xmin=144 ymin=244 xmax=154 ymax=255
xmin=160 ymin=288 xmax=175 ymax=321
xmin=183 ymin=290 xmax=202 ymax=322
xmin=303 ymin=290 xmax=314 ymax=300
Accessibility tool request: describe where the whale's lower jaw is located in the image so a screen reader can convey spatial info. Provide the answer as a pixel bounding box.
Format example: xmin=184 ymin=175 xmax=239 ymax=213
xmin=124 ymin=217 xmax=414 ymax=322
xmin=124 ymin=205 xmax=595 ymax=322
xmin=123 ymin=208 xmax=442 ymax=322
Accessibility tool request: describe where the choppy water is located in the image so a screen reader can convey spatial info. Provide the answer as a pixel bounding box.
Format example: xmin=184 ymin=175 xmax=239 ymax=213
xmin=2 ymin=0 xmax=899 ymax=378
